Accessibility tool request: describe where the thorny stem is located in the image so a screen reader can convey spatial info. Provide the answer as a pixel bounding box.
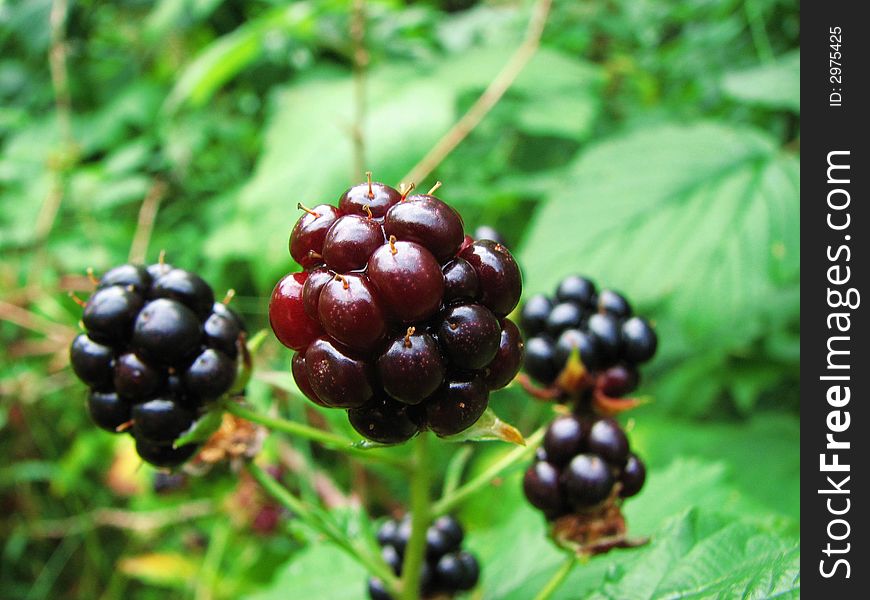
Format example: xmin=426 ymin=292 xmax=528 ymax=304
xmin=399 ymin=434 xmax=432 ymax=600
xmin=247 ymin=461 xmax=400 ymax=589
xmin=533 ymin=553 xmax=579 ymax=600
xmin=224 ymin=401 xmax=411 ymax=470
xmin=432 ymin=426 xmax=545 ymax=517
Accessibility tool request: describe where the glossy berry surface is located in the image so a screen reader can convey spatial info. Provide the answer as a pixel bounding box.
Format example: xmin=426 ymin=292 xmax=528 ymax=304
xmin=69 ymin=262 xmax=246 ymax=467
xmin=425 ymin=375 xmax=489 ymax=437
xmin=442 ymin=258 xmax=479 ymax=303
xmin=556 ymin=275 xmax=596 ymax=307
xmin=620 ymin=454 xmax=647 ymax=497
xmin=523 ymin=414 xmax=645 ymax=520
xmin=317 ymin=274 xmax=386 ymax=352
xmin=384 ymin=194 xmax=464 ymax=262
xmin=459 ymin=240 xmax=522 ymax=317
xmin=621 ymin=317 xmax=658 ymax=364
xmin=70 ymin=334 xmax=114 ymax=388
xmin=289 ymin=203 xmax=341 ymax=268
xmin=87 ymin=390 xmax=131 ymax=432
xmin=322 ymin=215 xmax=385 ymax=272
xmin=114 ymin=352 xmax=164 ymax=401
xmin=82 ymin=285 xmax=143 ymax=344
xmin=150 ymin=268 xmax=215 ymax=318
xmin=274 ymin=179 xmax=524 ymax=442
xmin=562 ymin=453 xmax=614 ymax=508
xmin=369 ymin=514 xmax=480 ymax=599
xmin=483 ymin=318 xmax=524 ymax=390
xmin=98 ymin=264 xmax=152 ymax=295
xmin=132 ymin=398 xmax=195 ymax=445
xmin=269 ymin=272 xmax=323 ymax=351
xmin=520 ymin=294 xmax=552 ymax=336
xmin=347 ymin=395 xmax=419 ymax=444
xmin=543 ymin=415 xmax=586 ymax=466
xmin=437 ymin=303 xmax=501 ymax=370
xmin=597 ymin=289 xmax=632 ymax=318
xmin=339 ymin=180 xmax=401 ymax=219
xmin=368 ymin=240 xmax=444 ymax=322
xmin=517 ymin=273 xmax=657 ymax=391
xmin=305 ymin=337 xmax=373 ymax=408
xmin=377 ymin=330 xmax=445 ymax=405
xmin=183 ymin=348 xmax=236 ymax=401
xmin=132 ymin=299 xmax=202 ymax=367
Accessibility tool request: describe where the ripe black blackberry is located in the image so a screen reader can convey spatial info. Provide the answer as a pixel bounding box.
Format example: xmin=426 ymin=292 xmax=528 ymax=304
xmin=69 ymin=261 xmax=246 ymax=468
xmin=519 ymin=275 xmax=657 ymax=404
xmin=270 ymin=177 xmax=525 ymax=443
xmin=368 ymin=515 xmax=480 ymax=599
xmin=523 ymin=414 xmax=646 ymax=522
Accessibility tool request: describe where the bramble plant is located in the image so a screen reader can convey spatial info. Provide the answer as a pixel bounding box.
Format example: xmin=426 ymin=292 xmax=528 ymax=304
xmin=2 ymin=0 xmax=800 ymax=597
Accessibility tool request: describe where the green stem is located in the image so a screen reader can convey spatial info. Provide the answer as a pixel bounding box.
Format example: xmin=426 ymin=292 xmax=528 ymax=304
xmin=399 ymin=434 xmax=432 ymax=600
xmin=533 ymin=553 xmax=578 ymax=600
xmin=195 ymin=520 xmax=230 ymax=600
xmin=442 ymin=446 xmax=473 ymax=497
xmin=225 ymin=401 xmax=410 ymax=470
xmin=432 ymin=426 xmax=545 ymax=517
xmin=247 ymin=461 xmax=399 ymax=589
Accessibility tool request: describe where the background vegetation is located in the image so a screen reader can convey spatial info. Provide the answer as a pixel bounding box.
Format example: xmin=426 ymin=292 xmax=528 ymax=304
xmin=1 ymin=0 xmax=799 ymax=598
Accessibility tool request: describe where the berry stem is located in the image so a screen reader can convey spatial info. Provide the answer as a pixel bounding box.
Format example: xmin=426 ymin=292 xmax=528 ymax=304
xmin=223 ymin=401 xmax=411 ymax=470
xmin=426 ymin=181 xmax=442 ymax=195
xmin=68 ymin=291 xmax=86 ymax=308
xmin=532 ymin=553 xmax=579 ymax=600
xmin=86 ymin=267 xmax=99 ymax=285
xmin=388 ymin=235 xmax=398 ymax=255
xmin=431 ymin=426 xmax=545 ymax=517
xmin=403 ymin=326 xmax=415 ymax=348
xmin=399 ymin=182 xmax=415 ymax=201
xmin=399 ymin=433 xmax=432 ymax=600
xmin=246 ymin=461 xmax=400 ymax=589
xmin=366 ymin=171 xmax=374 ymax=199
xmin=297 ymin=202 xmax=321 ymax=218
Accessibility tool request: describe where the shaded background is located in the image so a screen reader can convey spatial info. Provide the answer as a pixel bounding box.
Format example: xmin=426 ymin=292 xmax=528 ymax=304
xmin=1 ymin=0 xmax=799 ymax=598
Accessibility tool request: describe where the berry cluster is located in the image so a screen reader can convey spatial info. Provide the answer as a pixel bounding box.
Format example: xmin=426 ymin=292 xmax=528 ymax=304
xmin=270 ymin=178 xmax=524 ymax=444
xmin=69 ymin=263 xmax=245 ymax=468
xmin=523 ymin=415 xmax=645 ymax=521
xmin=520 ymin=275 xmax=657 ymax=398
xmin=369 ymin=515 xmax=480 ymax=599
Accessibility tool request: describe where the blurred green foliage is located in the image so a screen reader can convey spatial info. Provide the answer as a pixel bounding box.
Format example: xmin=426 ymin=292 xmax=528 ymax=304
xmin=1 ymin=0 xmax=799 ymax=598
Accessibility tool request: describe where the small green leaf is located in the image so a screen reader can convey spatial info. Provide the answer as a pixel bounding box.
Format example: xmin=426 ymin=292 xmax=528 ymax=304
xmin=440 ymin=407 xmax=525 ymax=445
xmin=722 ymin=51 xmax=800 ymax=112
xmin=174 ymin=409 xmax=223 ymax=447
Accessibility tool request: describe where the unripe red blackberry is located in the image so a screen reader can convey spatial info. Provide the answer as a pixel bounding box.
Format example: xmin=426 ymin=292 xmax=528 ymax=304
xmin=68 ymin=262 xmax=246 ymax=468
xmin=270 ymin=180 xmax=525 ymax=442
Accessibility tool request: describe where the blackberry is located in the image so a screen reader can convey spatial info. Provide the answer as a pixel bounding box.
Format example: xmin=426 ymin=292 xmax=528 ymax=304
xmin=68 ymin=262 xmax=246 ymax=468
xmin=369 ymin=515 xmax=479 ymax=599
xmin=517 ymin=274 xmax=657 ymax=396
xmin=523 ymin=415 xmax=645 ymax=520
xmin=271 ymin=179 xmax=524 ymax=442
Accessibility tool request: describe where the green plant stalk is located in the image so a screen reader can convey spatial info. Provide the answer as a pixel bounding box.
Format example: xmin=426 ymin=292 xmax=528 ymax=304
xmin=224 ymin=401 xmax=410 ymax=469
xmin=432 ymin=426 xmax=545 ymax=517
xmin=246 ymin=461 xmax=399 ymax=588
xmin=533 ymin=553 xmax=578 ymax=600
xmin=399 ymin=434 xmax=432 ymax=600
xmin=442 ymin=445 xmax=474 ymax=497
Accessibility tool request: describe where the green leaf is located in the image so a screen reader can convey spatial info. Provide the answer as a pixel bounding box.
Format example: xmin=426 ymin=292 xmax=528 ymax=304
xmin=520 ymin=122 xmax=799 ymax=413
xmin=722 ymin=51 xmax=800 ymax=112
xmin=588 ymin=510 xmax=799 ymax=600
xmin=204 ymin=46 xmax=601 ymax=289
xmin=174 ymin=408 xmax=224 ymax=447
xmin=164 ymin=4 xmax=318 ymax=112
xmin=245 ymin=542 xmax=367 ymax=600
xmin=440 ymin=407 xmax=525 ymax=445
